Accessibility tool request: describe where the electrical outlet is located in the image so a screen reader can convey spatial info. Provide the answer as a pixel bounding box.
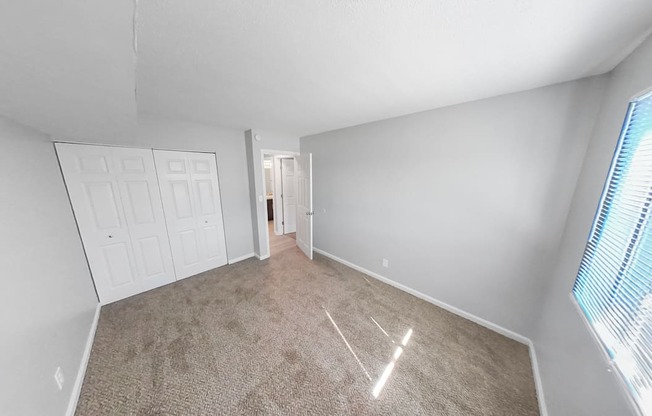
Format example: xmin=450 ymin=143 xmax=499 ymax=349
xmin=382 ymin=258 xmax=389 ymax=268
xmin=54 ymin=367 xmax=64 ymax=390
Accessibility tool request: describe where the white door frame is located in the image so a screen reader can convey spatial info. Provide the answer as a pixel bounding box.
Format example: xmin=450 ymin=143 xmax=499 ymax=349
xmin=260 ymin=149 xmax=299 ymax=258
xmin=272 ymin=156 xmax=284 ymax=236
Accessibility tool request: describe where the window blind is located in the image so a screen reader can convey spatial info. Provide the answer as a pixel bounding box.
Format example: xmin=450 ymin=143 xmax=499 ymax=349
xmin=573 ymin=92 xmax=652 ymax=414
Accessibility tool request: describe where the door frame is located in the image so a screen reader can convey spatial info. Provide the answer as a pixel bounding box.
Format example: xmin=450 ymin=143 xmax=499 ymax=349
xmin=260 ymin=149 xmax=299 ymax=259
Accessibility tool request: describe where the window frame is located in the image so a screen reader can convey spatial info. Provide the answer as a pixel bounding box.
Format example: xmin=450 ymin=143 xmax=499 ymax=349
xmin=570 ymin=87 xmax=652 ymax=416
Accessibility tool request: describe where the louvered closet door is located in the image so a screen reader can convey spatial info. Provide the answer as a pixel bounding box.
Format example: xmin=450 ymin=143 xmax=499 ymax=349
xmin=56 ymin=144 xmax=176 ymax=304
xmin=153 ymin=150 xmax=228 ymax=280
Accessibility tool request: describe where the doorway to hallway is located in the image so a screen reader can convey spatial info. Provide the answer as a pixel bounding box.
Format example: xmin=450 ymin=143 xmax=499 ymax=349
xmin=268 ymin=220 xmax=296 ymax=255
xmin=263 ymin=153 xmax=297 ymax=257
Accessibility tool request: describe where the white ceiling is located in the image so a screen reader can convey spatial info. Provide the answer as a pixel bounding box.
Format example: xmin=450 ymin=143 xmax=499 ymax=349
xmin=136 ymin=0 xmax=652 ymax=136
xmin=1 ymin=1 xmax=652 ymax=139
xmin=0 ymin=0 xmax=137 ymax=140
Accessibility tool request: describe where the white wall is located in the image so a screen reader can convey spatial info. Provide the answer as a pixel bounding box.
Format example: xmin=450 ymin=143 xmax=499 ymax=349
xmin=0 ymin=116 xmax=99 ymax=415
xmin=57 ymin=115 xmax=255 ymax=261
xmin=300 ymin=77 xmax=607 ymax=337
xmin=0 ymin=0 xmax=137 ymax=141
xmin=532 ymin=35 xmax=652 ymax=416
xmin=245 ymin=130 xmax=299 ymax=258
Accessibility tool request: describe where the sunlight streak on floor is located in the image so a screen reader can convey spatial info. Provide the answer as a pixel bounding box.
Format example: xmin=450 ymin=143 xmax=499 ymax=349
xmin=373 ymin=328 xmax=413 ymax=398
xmin=325 ymin=309 xmax=372 ymax=381
xmin=370 ymin=316 xmax=390 ymax=338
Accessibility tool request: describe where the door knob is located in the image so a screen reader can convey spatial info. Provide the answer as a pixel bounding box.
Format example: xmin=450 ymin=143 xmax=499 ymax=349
xmin=108 ymin=235 xmax=113 ymax=238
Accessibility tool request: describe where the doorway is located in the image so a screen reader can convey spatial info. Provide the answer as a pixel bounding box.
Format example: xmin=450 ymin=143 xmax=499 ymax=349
xmin=263 ymin=153 xmax=297 ymax=256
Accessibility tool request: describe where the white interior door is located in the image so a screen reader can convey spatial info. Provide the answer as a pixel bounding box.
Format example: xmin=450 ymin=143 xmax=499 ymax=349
xmin=281 ymin=158 xmax=296 ymax=233
xmin=56 ymin=143 xmax=176 ymax=304
xmin=296 ymin=154 xmax=313 ymax=259
xmin=154 ymin=150 xmax=228 ymax=279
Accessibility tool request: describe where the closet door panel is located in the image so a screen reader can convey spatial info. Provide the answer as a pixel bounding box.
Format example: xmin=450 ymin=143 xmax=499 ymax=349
xmin=154 ymin=150 xmax=228 ymax=280
xmin=56 ymin=144 xmax=139 ymax=303
xmin=179 ymin=229 xmax=201 ymax=265
xmin=189 ymin=153 xmax=227 ymax=265
xmin=138 ymin=236 xmax=166 ymax=276
xmin=156 ymin=154 xmax=201 ymax=273
xmin=112 ymin=147 xmax=176 ymax=290
xmin=102 ymin=243 xmax=136 ymax=287
xmin=56 ymin=144 xmax=176 ymax=304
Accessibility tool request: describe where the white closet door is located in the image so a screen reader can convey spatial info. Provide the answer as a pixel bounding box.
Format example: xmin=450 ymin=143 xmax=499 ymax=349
xmin=112 ymin=147 xmax=177 ymax=291
xmin=153 ymin=150 xmax=228 ymax=279
xmin=56 ymin=143 xmax=176 ymax=304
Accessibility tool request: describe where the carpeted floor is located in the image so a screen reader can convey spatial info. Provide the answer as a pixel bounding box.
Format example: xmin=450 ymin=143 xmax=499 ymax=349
xmin=76 ymin=247 xmax=539 ymax=415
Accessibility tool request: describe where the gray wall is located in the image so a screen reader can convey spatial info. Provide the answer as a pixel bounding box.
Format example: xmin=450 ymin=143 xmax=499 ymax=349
xmin=0 ymin=116 xmax=98 ymax=415
xmin=532 ymin=35 xmax=652 ymax=416
xmin=245 ymin=130 xmax=260 ymax=256
xmin=60 ymin=115 xmax=256 ymax=261
xmin=301 ymin=77 xmax=607 ymax=338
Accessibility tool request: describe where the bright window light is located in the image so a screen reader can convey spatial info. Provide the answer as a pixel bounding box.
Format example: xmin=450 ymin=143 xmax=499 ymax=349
xmin=572 ymin=91 xmax=652 ymax=416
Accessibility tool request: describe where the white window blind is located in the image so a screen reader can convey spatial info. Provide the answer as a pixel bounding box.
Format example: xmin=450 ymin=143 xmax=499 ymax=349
xmin=573 ymin=92 xmax=652 ymax=414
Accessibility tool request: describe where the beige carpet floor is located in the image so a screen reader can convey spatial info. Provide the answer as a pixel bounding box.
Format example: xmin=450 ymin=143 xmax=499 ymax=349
xmin=76 ymin=247 xmax=539 ymax=415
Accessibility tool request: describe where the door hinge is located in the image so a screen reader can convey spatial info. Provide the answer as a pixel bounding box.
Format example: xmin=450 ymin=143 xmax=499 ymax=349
xmin=282 ymin=221 xmax=284 ymax=225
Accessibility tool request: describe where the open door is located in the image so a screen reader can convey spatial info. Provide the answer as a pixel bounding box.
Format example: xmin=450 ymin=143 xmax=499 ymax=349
xmin=296 ymin=154 xmax=313 ymax=259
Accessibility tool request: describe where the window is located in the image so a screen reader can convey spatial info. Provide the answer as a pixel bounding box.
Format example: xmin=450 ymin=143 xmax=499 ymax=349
xmin=573 ymin=91 xmax=652 ymax=414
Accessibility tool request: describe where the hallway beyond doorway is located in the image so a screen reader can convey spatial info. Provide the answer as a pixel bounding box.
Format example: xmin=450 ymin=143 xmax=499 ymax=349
xmin=269 ymin=221 xmax=295 ymax=256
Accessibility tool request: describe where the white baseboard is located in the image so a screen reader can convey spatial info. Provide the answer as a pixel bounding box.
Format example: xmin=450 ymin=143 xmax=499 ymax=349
xmin=313 ymin=247 xmax=528 ymax=344
xmin=254 ymin=253 xmax=270 ymax=260
xmin=313 ymin=247 xmax=547 ymax=415
xmin=228 ymin=252 xmax=255 ymax=264
xmin=528 ymin=341 xmax=548 ymax=416
xmin=66 ymin=303 xmax=101 ymax=416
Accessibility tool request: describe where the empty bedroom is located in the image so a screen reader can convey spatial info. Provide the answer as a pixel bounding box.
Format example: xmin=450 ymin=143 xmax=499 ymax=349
xmin=1 ymin=1 xmax=652 ymax=415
